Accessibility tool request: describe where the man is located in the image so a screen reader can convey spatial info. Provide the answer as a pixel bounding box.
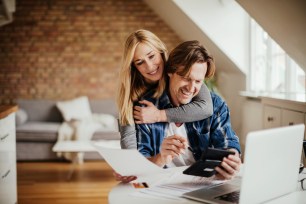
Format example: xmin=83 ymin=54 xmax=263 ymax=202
xmin=136 ymin=40 xmax=241 ymax=180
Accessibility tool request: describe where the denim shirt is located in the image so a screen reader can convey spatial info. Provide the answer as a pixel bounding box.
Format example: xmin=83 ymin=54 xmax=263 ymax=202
xmin=136 ymin=90 xmax=241 ymax=161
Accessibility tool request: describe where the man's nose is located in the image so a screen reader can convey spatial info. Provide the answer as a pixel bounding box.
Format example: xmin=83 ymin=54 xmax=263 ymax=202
xmin=187 ymin=81 xmax=196 ymax=92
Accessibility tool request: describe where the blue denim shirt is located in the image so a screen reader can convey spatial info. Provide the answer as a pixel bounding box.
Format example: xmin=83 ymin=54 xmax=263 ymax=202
xmin=136 ymin=90 xmax=241 ymax=161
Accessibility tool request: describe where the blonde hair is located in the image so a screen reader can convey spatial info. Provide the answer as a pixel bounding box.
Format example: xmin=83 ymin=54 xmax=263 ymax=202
xmin=117 ymin=30 xmax=168 ymax=125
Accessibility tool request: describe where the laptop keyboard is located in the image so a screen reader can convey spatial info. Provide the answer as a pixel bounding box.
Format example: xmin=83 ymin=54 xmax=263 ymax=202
xmin=215 ymin=190 xmax=240 ymax=203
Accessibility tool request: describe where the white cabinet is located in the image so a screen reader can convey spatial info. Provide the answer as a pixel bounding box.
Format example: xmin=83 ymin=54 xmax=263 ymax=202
xmin=263 ymin=106 xmax=305 ymax=129
xmin=0 ymin=106 xmax=17 ymax=204
xmin=263 ymin=106 xmax=281 ymax=129
xmin=281 ymin=109 xmax=305 ymax=127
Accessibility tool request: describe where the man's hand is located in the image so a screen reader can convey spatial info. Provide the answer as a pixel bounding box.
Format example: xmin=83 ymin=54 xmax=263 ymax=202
xmin=113 ymin=171 xmax=137 ymax=183
xmin=133 ymin=100 xmax=167 ymax=124
xmin=215 ymin=149 xmax=241 ymax=180
xmin=150 ymin=135 xmax=188 ymax=167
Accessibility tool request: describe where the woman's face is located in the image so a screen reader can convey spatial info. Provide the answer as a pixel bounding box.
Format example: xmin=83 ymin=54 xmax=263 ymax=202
xmin=133 ymin=43 xmax=164 ymax=84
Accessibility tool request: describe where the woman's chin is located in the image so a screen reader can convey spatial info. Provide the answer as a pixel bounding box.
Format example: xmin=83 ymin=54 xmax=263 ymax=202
xmin=145 ymin=75 xmax=162 ymax=83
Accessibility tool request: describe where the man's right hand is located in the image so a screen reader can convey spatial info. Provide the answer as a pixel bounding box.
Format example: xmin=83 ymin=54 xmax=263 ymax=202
xmin=113 ymin=171 xmax=137 ymax=183
xmin=159 ymin=135 xmax=188 ymax=165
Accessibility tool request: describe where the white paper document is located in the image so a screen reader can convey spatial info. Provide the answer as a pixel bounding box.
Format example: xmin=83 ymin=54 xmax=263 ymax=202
xmin=94 ymin=145 xmax=165 ymax=178
xmin=94 ymin=145 xmax=226 ymax=201
xmin=134 ymin=171 xmax=226 ymax=200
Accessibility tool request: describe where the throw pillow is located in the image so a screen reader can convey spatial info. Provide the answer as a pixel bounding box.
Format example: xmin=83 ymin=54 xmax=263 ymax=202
xmin=15 ymin=108 xmax=28 ymax=126
xmin=56 ymin=96 xmax=92 ymax=121
xmin=92 ymin=113 xmax=118 ymax=131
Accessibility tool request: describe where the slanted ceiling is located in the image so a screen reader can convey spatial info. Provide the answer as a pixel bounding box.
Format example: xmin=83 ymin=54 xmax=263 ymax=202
xmin=237 ymin=0 xmax=306 ymax=72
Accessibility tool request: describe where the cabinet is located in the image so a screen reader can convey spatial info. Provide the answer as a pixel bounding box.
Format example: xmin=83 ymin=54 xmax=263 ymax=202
xmin=262 ymin=98 xmax=306 ymax=165
xmin=264 ymin=106 xmax=305 ymax=129
xmin=0 ymin=106 xmax=18 ymax=204
xmin=281 ymin=109 xmax=305 ymax=127
xmin=263 ymin=106 xmax=281 ymax=129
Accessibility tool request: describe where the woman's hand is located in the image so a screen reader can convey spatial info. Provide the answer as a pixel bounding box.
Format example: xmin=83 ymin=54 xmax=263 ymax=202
xmin=113 ymin=171 xmax=137 ymax=183
xmin=133 ymin=100 xmax=166 ymax=124
xmin=215 ymin=149 xmax=241 ymax=180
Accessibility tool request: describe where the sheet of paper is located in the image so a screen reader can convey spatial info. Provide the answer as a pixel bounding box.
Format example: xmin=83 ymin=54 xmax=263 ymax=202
xmin=134 ymin=171 xmax=226 ymax=200
xmin=93 ymin=145 xmax=165 ymax=178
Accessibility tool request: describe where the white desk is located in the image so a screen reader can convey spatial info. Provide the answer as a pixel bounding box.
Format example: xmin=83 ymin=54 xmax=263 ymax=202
xmin=52 ymin=140 xmax=120 ymax=180
xmin=109 ymin=169 xmax=306 ymax=204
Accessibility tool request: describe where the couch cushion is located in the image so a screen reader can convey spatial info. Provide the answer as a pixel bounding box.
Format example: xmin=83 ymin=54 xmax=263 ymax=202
xmin=16 ymin=122 xmax=60 ymax=142
xmin=90 ymin=100 xmax=119 ymax=118
xmin=17 ymin=99 xmax=63 ymax=122
xmin=92 ymin=131 xmax=120 ymax=140
xmin=16 ymin=108 xmax=28 ymax=126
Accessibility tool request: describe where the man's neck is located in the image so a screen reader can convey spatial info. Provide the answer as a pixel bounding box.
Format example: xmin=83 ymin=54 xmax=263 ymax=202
xmin=175 ymin=122 xmax=183 ymax=127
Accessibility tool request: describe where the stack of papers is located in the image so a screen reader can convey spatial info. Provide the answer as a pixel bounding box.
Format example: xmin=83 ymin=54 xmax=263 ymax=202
xmin=94 ymin=146 xmax=226 ymax=201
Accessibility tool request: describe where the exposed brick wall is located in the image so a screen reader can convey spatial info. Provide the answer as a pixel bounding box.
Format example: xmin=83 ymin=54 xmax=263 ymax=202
xmin=0 ymin=0 xmax=182 ymax=104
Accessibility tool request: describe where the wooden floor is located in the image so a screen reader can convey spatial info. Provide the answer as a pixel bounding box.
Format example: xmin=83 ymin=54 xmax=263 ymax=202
xmin=17 ymin=161 xmax=119 ymax=204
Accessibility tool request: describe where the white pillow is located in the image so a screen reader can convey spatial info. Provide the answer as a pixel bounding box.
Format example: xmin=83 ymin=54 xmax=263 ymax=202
xmin=56 ymin=96 xmax=92 ymax=121
xmin=15 ymin=108 xmax=28 ymax=126
xmin=92 ymin=113 xmax=118 ymax=131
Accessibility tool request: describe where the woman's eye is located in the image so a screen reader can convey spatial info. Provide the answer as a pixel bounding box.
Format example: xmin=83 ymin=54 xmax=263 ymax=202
xmin=149 ymin=55 xmax=155 ymax=59
xmin=135 ymin=61 xmax=143 ymax=66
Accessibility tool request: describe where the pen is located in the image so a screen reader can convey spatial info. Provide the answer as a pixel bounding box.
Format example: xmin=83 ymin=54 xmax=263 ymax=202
xmin=188 ymin=146 xmax=195 ymax=154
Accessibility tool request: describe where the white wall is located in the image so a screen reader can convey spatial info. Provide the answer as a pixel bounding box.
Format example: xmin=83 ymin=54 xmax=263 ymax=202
xmin=174 ymin=0 xmax=250 ymax=75
xmin=237 ymin=0 xmax=306 ymax=71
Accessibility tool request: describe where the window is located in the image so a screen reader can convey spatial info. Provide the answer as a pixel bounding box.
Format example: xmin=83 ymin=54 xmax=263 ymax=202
xmin=249 ymin=19 xmax=305 ymax=100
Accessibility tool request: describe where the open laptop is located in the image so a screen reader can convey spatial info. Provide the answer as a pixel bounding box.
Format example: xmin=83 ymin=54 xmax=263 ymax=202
xmin=183 ymin=124 xmax=305 ymax=204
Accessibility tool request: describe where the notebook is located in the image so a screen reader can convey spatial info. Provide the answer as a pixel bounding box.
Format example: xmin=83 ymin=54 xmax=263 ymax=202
xmin=183 ymin=124 xmax=305 ymax=204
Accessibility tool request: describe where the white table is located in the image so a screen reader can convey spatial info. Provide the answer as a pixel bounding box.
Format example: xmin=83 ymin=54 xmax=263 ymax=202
xmin=108 ymin=169 xmax=306 ymax=204
xmin=52 ymin=140 xmax=120 ymax=180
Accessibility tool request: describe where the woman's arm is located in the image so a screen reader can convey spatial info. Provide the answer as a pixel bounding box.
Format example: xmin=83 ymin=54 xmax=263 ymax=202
xmin=119 ymin=124 xmax=137 ymax=149
xmin=165 ymin=83 xmax=213 ymax=122
xmin=133 ymin=83 xmax=213 ymax=123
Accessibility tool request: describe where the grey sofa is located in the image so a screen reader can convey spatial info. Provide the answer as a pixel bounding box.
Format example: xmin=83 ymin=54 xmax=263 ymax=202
xmin=16 ymin=99 xmax=120 ymax=161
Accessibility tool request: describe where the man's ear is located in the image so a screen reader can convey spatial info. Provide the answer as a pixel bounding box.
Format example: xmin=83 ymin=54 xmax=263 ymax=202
xmin=168 ymin=73 xmax=173 ymax=78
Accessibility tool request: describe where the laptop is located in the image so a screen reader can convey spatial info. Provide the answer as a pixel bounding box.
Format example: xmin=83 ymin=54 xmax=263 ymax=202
xmin=183 ymin=124 xmax=305 ymax=204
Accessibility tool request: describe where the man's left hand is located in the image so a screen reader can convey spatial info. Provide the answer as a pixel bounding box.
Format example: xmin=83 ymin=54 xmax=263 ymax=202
xmin=215 ymin=149 xmax=241 ymax=180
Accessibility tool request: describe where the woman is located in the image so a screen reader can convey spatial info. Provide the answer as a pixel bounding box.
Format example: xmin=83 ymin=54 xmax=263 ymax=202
xmin=115 ymin=30 xmax=214 ymax=182
xmin=117 ymin=29 xmax=214 ymax=150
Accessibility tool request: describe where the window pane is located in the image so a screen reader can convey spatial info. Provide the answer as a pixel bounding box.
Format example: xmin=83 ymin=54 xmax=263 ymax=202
xmin=292 ymin=61 xmax=306 ymax=93
xmin=250 ymin=19 xmax=306 ymax=98
xmin=270 ymin=43 xmax=285 ymax=92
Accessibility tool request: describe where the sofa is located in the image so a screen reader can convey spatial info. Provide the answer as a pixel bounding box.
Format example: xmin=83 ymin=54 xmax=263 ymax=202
xmin=16 ymin=98 xmax=120 ymax=161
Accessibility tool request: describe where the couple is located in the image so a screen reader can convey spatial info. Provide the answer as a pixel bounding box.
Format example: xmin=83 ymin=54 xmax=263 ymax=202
xmin=116 ymin=29 xmax=241 ymax=182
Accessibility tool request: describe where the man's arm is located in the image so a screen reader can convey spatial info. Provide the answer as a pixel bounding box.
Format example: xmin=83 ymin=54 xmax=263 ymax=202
xmin=209 ymin=94 xmax=241 ymax=179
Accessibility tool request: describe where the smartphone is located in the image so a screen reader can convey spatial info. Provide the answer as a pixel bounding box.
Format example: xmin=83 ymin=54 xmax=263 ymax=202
xmin=183 ymin=148 xmax=235 ymax=177
xmin=201 ymin=148 xmax=235 ymax=161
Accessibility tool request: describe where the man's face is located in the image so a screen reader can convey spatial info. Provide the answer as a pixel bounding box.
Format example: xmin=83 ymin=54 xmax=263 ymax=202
xmin=168 ymin=62 xmax=207 ymax=106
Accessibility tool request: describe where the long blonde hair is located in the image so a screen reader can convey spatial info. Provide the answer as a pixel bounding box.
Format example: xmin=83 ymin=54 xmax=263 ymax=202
xmin=117 ymin=30 xmax=168 ymax=125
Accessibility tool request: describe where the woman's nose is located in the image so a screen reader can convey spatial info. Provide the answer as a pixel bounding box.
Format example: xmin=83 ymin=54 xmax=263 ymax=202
xmin=145 ymin=60 xmax=154 ymax=70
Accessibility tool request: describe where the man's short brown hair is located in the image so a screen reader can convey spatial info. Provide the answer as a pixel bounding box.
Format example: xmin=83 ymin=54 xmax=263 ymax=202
xmin=166 ymin=40 xmax=215 ymax=79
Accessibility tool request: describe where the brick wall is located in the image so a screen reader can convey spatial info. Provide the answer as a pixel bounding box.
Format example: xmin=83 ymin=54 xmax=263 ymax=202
xmin=0 ymin=0 xmax=182 ymax=104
